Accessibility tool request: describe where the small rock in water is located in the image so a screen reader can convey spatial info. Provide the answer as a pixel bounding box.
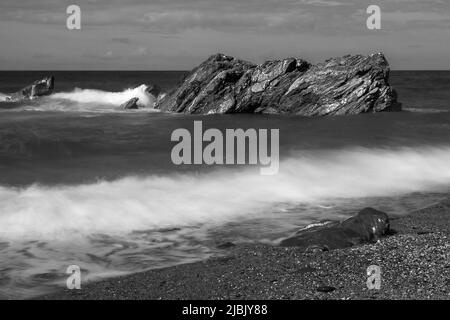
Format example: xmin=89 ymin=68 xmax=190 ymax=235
xmin=121 ymin=97 xmax=140 ymax=110
xmin=7 ymin=76 xmax=55 ymax=101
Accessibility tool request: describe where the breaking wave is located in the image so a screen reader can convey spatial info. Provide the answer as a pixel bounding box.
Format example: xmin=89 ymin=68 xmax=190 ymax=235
xmin=50 ymin=84 xmax=156 ymax=107
xmin=0 ymin=146 xmax=449 ymax=240
xmin=0 ymin=93 xmax=9 ymax=102
xmin=404 ymin=107 xmax=449 ymax=113
xmin=0 ymin=85 xmax=160 ymax=112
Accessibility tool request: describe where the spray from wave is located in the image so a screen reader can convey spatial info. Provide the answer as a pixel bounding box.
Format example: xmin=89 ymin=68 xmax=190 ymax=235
xmin=0 ymin=85 xmax=161 ymax=112
xmin=404 ymin=107 xmax=448 ymax=114
xmin=0 ymin=93 xmax=9 ymax=102
xmin=50 ymin=84 xmax=155 ymax=107
xmin=0 ymin=146 xmax=449 ymax=240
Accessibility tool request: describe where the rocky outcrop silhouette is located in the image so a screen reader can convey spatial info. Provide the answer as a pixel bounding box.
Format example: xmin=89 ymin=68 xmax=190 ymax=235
xmin=7 ymin=76 xmax=54 ymax=102
xmin=156 ymin=53 xmax=401 ymax=116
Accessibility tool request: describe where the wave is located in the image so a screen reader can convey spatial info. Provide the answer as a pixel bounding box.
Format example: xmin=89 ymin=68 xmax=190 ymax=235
xmin=50 ymin=84 xmax=156 ymax=107
xmin=0 ymin=146 xmax=449 ymax=240
xmin=0 ymin=93 xmax=9 ymax=102
xmin=404 ymin=107 xmax=448 ymax=113
xmin=0 ymin=85 xmax=161 ymax=112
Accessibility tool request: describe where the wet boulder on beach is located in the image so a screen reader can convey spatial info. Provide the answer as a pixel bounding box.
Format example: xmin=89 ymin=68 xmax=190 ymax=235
xmin=280 ymin=208 xmax=390 ymax=251
xmin=121 ymin=97 xmax=140 ymax=110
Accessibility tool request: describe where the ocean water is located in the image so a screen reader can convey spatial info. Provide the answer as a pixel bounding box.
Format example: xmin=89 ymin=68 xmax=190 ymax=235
xmin=0 ymin=71 xmax=449 ymax=298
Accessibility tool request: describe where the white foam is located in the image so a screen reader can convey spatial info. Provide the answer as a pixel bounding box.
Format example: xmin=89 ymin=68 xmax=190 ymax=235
xmin=49 ymin=84 xmax=157 ymax=108
xmin=0 ymin=146 xmax=449 ymax=240
xmin=0 ymin=93 xmax=10 ymax=102
xmin=404 ymin=107 xmax=448 ymax=113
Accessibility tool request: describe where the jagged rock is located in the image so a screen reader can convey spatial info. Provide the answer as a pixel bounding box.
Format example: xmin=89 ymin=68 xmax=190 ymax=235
xmin=279 ymin=208 xmax=390 ymax=250
xmin=156 ymin=53 xmax=401 ymax=115
xmin=146 ymin=84 xmax=162 ymax=98
xmin=121 ymin=97 xmax=140 ymax=110
xmin=7 ymin=76 xmax=54 ymax=101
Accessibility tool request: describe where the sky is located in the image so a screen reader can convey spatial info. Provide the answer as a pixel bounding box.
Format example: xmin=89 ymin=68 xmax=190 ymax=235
xmin=0 ymin=0 xmax=449 ymax=70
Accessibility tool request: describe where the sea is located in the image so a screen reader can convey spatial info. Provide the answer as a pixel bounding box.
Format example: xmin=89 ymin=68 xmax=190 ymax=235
xmin=0 ymin=70 xmax=449 ymax=298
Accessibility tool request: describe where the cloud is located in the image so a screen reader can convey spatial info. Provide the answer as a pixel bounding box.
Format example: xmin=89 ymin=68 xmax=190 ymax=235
xmin=111 ymin=37 xmax=132 ymax=44
xmin=82 ymin=51 xmax=120 ymax=61
xmin=32 ymin=53 xmax=54 ymax=58
xmin=1 ymin=0 xmax=449 ymax=35
xmin=134 ymin=46 xmax=149 ymax=56
xmin=1 ymin=0 xmax=450 ymax=70
xmin=136 ymin=10 xmax=317 ymax=34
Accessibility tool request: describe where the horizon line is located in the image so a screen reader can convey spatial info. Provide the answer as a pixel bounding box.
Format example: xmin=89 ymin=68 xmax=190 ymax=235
xmin=1 ymin=69 xmax=450 ymax=72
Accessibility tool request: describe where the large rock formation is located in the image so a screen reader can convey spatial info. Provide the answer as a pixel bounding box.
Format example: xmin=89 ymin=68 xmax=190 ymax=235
xmin=156 ymin=53 xmax=401 ymax=116
xmin=7 ymin=76 xmax=55 ymax=102
xmin=280 ymin=208 xmax=390 ymax=251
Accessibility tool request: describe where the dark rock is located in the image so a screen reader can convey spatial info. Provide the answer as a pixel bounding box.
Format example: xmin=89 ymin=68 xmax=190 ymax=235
xmin=217 ymin=242 xmax=236 ymax=249
xmin=121 ymin=97 xmax=140 ymax=110
xmin=417 ymin=231 xmax=433 ymax=235
xmin=157 ymin=54 xmax=253 ymax=114
xmin=305 ymin=245 xmax=330 ymax=253
xmin=7 ymin=76 xmax=54 ymax=101
xmin=146 ymin=84 xmax=162 ymax=98
xmin=156 ymin=53 xmax=401 ymax=115
xmin=280 ymin=208 xmax=390 ymax=250
xmin=317 ymin=286 xmax=336 ymax=293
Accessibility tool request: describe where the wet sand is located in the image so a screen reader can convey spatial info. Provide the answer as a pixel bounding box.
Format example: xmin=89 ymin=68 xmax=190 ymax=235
xmin=39 ymin=198 xmax=450 ymax=300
